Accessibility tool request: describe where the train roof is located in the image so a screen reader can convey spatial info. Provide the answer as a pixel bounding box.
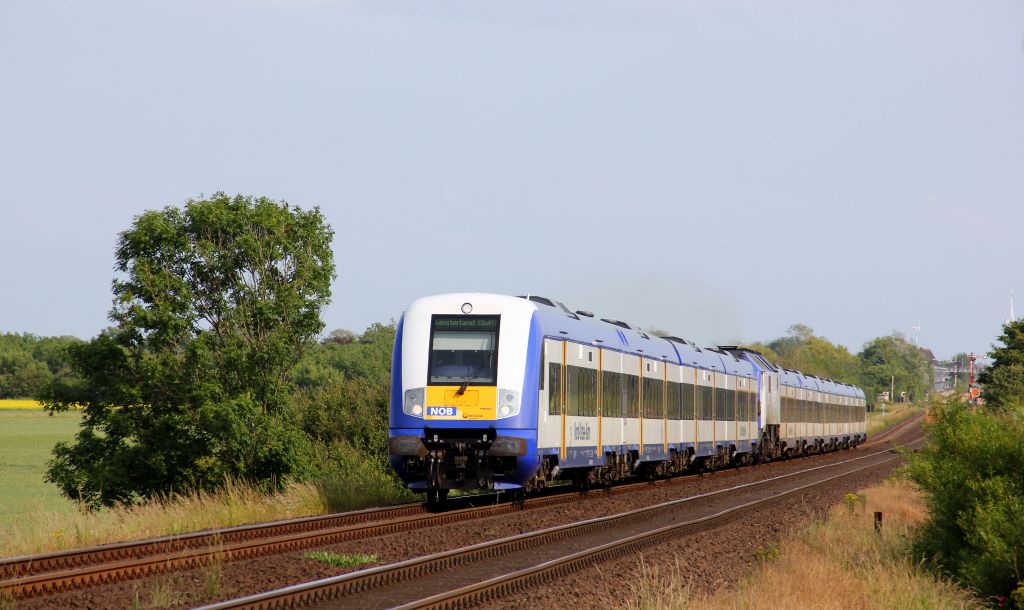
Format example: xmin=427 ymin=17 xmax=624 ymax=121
xmin=408 ymin=293 xmax=861 ymax=389
xmin=523 ymin=295 xmax=758 ymax=377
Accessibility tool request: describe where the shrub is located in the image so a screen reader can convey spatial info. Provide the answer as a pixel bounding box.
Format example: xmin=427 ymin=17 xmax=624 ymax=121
xmin=905 ymin=399 xmax=1024 ymax=603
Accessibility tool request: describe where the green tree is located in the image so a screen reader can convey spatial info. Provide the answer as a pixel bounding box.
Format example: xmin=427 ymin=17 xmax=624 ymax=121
xmin=906 ymin=400 xmax=1024 ymax=603
xmin=45 ymin=193 xmax=335 ymax=507
xmin=858 ymin=333 xmax=932 ymax=403
xmin=747 ymin=324 xmax=861 ymax=385
xmin=295 ymin=322 xmax=396 ymax=388
xmin=979 ymin=319 xmax=1024 ymax=411
xmin=0 ymin=333 xmax=83 ymax=399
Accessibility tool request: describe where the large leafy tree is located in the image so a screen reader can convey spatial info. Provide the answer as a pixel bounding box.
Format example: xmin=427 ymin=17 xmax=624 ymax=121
xmin=978 ymin=319 xmax=1024 ymax=410
xmin=745 ymin=324 xmax=861 ymax=385
xmin=858 ymin=333 xmax=932 ymax=403
xmin=45 ymin=193 xmax=335 ymax=507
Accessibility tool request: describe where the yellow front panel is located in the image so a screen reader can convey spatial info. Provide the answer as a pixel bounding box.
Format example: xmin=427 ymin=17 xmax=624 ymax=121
xmin=424 ymin=386 xmax=497 ymax=421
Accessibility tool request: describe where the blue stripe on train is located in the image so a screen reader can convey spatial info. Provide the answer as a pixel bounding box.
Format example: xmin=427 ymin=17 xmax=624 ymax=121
xmin=543 ymin=439 xmax=761 ymax=467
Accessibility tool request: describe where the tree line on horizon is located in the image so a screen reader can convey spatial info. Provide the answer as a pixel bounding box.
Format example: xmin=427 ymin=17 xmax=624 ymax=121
xmin=0 ymin=192 xmax=933 ymax=511
xmin=5 ymin=322 xmax=933 ymax=407
xmin=742 ymin=322 xmax=933 ymax=405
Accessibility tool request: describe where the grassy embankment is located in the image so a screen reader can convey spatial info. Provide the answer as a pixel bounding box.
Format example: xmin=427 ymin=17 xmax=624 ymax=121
xmin=623 ymin=477 xmax=979 ymax=610
xmin=867 ymin=401 xmax=921 ymax=435
xmin=0 ymin=400 xmax=922 ymax=559
xmin=0 ymin=408 xmax=408 ymax=558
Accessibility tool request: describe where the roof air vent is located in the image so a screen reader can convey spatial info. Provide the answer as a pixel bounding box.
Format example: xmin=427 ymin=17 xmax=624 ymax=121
xmin=518 ymin=295 xmax=556 ymax=307
xmin=600 ymin=318 xmax=632 ymax=330
xmin=555 ymin=301 xmax=580 ymax=320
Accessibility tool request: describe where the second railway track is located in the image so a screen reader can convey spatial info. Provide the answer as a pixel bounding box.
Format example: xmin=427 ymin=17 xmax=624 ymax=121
xmin=202 ymin=436 xmax=922 ymax=609
xmin=1 ymin=413 xmax=924 ymax=602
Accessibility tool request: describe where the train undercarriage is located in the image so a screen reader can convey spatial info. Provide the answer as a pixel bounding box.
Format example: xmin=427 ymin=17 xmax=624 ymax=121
xmin=519 ymin=424 xmax=864 ymax=499
xmin=404 ymin=424 xmax=864 ymax=508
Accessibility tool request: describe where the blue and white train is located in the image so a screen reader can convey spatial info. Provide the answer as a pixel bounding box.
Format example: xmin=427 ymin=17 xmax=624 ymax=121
xmin=388 ymin=293 xmax=867 ymax=502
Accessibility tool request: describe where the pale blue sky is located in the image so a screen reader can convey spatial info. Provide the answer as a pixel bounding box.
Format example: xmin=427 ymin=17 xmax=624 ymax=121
xmin=1 ymin=0 xmax=1022 ymax=359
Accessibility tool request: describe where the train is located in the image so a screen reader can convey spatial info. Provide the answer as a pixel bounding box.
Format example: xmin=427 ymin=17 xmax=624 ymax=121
xmin=388 ymin=293 xmax=867 ymax=503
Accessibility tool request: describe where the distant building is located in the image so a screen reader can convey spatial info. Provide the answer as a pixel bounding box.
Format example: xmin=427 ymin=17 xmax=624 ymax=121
xmin=919 ymin=347 xmax=942 ymax=393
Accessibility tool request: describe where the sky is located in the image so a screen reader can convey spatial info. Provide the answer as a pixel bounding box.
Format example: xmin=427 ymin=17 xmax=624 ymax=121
xmin=1 ymin=0 xmax=1022 ymax=360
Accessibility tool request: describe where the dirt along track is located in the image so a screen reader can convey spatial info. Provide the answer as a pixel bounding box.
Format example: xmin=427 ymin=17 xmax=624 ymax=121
xmin=12 ymin=413 xmax=922 ymax=609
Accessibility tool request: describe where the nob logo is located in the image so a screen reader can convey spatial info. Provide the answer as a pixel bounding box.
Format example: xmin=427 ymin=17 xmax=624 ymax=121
xmin=427 ymin=407 xmax=457 ymax=417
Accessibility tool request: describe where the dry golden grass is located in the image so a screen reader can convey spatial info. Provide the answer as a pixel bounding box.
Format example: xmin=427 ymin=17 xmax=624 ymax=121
xmin=0 ymin=479 xmax=327 ymax=558
xmin=623 ymin=478 xmax=979 ymax=610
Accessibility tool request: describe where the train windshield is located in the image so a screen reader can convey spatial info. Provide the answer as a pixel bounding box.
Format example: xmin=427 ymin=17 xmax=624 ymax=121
xmin=428 ymin=315 xmax=499 ymax=385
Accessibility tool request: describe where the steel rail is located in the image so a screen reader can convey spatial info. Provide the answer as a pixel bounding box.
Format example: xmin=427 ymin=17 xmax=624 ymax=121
xmin=398 ymin=447 xmax=914 ymax=610
xmin=0 ymin=502 xmax=428 ymax=581
xmin=197 ymin=438 xmax=920 ymax=610
xmin=2 ymin=420 xmax=914 ymax=600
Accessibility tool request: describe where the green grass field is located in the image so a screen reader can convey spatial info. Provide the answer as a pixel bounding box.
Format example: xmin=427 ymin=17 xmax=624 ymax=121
xmin=0 ymin=410 xmax=82 ymax=522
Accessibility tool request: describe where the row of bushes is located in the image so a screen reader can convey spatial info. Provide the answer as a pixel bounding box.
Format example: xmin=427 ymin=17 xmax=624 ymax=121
xmin=906 ymin=319 xmax=1024 ymax=607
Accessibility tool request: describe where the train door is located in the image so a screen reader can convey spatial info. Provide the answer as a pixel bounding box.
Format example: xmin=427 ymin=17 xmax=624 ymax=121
xmin=666 ymin=364 xmax=684 ymax=450
xmin=781 ymin=385 xmax=793 ymax=443
xmin=641 ymin=358 xmax=664 ymax=458
xmin=696 ymin=369 xmax=713 ymax=455
xmin=798 ymin=388 xmax=806 ymax=440
xmin=600 ymin=349 xmax=624 ymax=454
xmin=622 ymin=353 xmax=641 ymax=454
xmin=812 ymin=390 xmax=819 ymax=441
xmin=815 ymin=393 xmax=823 ymax=440
xmin=733 ymin=374 xmax=741 ymax=446
xmin=565 ymin=342 xmax=599 ymax=464
xmin=715 ymin=372 xmax=729 ymax=449
xmin=539 ymin=338 xmax=565 ymax=458
xmin=678 ymin=366 xmax=696 ymax=449
xmin=820 ymin=392 xmax=827 ymax=441
xmin=737 ymin=377 xmax=750 ymax=447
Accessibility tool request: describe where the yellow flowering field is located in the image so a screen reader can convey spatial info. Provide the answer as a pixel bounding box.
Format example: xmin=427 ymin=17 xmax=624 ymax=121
xmin=0 ymin=399 xmax=43 ymax=410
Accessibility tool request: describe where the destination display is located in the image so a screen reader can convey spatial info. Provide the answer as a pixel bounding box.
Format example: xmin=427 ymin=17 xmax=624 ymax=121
xmin=432 ymin=316 xmax=498 ymax=331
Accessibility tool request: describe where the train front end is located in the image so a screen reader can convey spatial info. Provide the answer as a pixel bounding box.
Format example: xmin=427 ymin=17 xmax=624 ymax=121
xmin=388 ymin=294 xmax=541 ymax=499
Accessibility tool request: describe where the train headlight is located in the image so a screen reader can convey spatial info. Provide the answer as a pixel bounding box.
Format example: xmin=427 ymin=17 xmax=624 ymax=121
xmin=403 ymin=387 xmax=425 ymax=418
xmin=497 ymin=388 xmax=519 ymax=419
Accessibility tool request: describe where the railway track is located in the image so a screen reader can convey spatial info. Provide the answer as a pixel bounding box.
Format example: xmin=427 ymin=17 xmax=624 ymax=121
xmin=1 ymin=413 xmax=923 ymax=602
xmin=200 ymin=437 xmax=921 ymax=609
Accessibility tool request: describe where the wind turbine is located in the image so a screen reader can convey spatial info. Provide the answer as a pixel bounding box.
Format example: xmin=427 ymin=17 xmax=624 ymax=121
xmin=1008 ymin=290 xmax=1016 ymax=325
xmin=911 ymin=325 xmax=921 ymax=346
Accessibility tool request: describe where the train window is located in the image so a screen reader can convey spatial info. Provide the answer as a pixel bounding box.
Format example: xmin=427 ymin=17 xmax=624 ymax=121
xmin=715 ymin=387 xmax=728 ymax=421
xmin=667 ymin=382 xmax=681 ymax=420
xmin=624 ymin=374 xmax=640 ymax=418
xmin=548 ymin=363 xmax=561 ymax=415
xmin=698 ymin=384 xmax=712 ymax=420
xmin=643 ymin=377 xmax=663 ymax=419
xmin=602 ymin=371 xmax=623 ymax=418
xmin=566 ymin=366 xmax=597 ymax=417
xmin=681 ymin=383 xmax=695 ymax=420
xmin=428 ymin=315 xmax=499 ymax=385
